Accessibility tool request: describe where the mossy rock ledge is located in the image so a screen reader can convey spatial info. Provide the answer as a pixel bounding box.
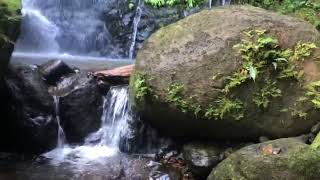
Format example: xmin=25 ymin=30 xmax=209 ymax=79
xmin=131 ymin=5 xmax=320 ymax=140
xmin=207 ymin=138 xmax=320 ymax=180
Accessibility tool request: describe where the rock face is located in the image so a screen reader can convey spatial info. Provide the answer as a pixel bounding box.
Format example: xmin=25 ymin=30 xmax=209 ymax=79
xmin=102 ymin=0 xmax=206 ymax=57
xmin=208 ymin=138 xmax=320 ymax=180
xmin=183 ymin=142 xmax=225 ymax=179
xmin=0 ymin=1 xmax=21 ymax=151
xmin=38 ymin=60 xmax=74 ymax=85
xmin=5 ymin=64 xmax=57 ymax=153
xmin=132 ymin=5 xmax=320 ymax=140
xmin=51 ymin=72 xmax=104 ymax=143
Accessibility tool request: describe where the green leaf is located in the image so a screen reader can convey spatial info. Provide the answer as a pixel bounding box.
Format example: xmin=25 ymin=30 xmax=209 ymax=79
xmin=249 ymin=65 xmax=258 ymax=81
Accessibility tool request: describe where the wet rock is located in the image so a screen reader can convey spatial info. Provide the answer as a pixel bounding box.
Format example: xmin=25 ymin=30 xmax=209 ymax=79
xmin=5 ymin=64 xmax=57 ymax=153
xmin=0 ymin=1 xmax=21 ymax=151
xmin=132 ymin=5 xmax=320 ymax=140
xmin=51 ymin=72 xmax=104 ymax=143
xmin=38 ymin=60 xmax=74 ymax=85
xmin=183 ymin=142 xmax=225 ymax=179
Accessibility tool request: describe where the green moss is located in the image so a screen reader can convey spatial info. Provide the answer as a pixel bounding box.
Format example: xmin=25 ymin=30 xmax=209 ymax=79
xmin=0 ymin=0 xmax=21 ymax=13
xmin=311 ymin=132 xmax=320 ymax=150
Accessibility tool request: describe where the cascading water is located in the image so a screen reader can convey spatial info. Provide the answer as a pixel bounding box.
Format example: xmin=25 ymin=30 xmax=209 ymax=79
xmin=16 ymin=0 xmax=112 ymax=56
xmin=128 ymin=0 xmax=142 ymax=59
xmin=44 ymin=86 xmax=131 ymax=164
xmin=53 ymin=96 xmax=66 ymax=148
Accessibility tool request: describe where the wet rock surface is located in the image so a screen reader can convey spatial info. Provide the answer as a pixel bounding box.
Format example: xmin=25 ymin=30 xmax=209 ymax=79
xmin=51 ymin=72 xmax=104 ymax=143
xmin=5 ymin=64 xmax=57 ymax=153
xmin=38 ymin=59 xmax=74 ymax=85
xmin=183 ymin=142 xmax=226 ymax=179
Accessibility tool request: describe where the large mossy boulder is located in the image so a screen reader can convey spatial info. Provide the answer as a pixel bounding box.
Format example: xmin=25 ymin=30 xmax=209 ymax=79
xmin=131 ymin=5 xmax=320 ymax=140
xmin=207 ymin=138 xmax=320 ymax=180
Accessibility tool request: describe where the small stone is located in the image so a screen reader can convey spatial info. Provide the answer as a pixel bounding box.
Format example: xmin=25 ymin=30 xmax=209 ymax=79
xmin=259 ymin=136 xmax=270 ymax=143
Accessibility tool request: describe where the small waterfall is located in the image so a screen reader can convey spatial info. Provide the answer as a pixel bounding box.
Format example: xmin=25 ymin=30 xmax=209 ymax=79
xmin=43 ymin=86 xmax=131 ymax=164
xmin=53 ymin=96 xmax=66 ymax=148
xmin=129 ymin=0 xmax=142 ymax=59
xmin=85 ymin=86 xmax=130 ymax=148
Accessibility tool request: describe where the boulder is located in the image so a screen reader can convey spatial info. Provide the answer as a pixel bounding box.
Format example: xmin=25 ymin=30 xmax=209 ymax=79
xmin=38 ymin=59 xmax=74 ymax=85
xmin=51 ymin=72 xmax=104 ymax=143
xmin=5 ymin=64 xmax=57 ymax=153
xmin=131 ymin=5 xmax=320 ymax=140
xmin=208 ymin=138 xmax=320 ymax=180
xmin=183 ymin=142 xmax=226 ymax=179
xmin=0 ymin=0 xmax=21 ymax=151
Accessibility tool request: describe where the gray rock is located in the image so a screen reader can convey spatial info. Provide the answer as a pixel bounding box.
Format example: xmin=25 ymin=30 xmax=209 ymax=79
xmin=38 ymin=60 xmax=74 ymax=85
xmin=183 ymin=142 xmax=225 ymax=179
xmin=132 ymin=5 xmax=320 ymax=140
xmin=5 ymin=64 xmax=57 ymax=153
xmin=207 ymin=138 xmax=319 ymax=180
xmin=51 ymin=72 xmax=104 ymax=143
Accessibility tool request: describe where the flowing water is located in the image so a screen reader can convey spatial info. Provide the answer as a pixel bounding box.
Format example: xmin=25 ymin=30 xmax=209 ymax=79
xmin=0 ymin=86 xmax=158 ymax=179
xmin=53 ymin=96 xmax=66 ymax=148
xmin=44 ymin=86 xmax=131 ymax=164
xmin=129 ymin=0 xmax=142 ymax=59
xmin=13 ymin=0 xmax=141 ymax=63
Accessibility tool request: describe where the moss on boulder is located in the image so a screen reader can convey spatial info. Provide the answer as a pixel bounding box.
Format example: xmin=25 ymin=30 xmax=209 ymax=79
xmin=208 ymin=138 xmax=320 ymax=180
xmin=131 ymin=5 xmax=320 ymax=140
xmin=0 ymin=0 xmax=21 ymax=76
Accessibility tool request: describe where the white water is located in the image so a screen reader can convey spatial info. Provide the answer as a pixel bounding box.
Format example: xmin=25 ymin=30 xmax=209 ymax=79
xmin=15 ymin=0 xmax=115 ymax=57
xmin=53 ymin=96 xmax=66 ymax=148
xmin=43 ymin=86 xmax=131 ymax=165
xmin=129 ymin=0 xmax=142 ymax=59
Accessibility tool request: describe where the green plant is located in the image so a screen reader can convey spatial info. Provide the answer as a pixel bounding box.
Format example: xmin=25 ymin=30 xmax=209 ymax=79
xmin=253 ymin=80 xmax=282 ymax=108
xmin=306 ymin=81 xmax=320 ymax=109
xmin=133 ymin=72 xmax=151 ymax=101
xmin=205 ymin=97 xmax=244 ymax=120
xmin=144 ymin=0 xmax=204 ymax=8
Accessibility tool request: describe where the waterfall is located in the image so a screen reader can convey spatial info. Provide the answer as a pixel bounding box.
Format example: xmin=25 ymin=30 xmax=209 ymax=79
xmin=15 ymin=0 xmax=113 ymax=57
xmin=43 ymin=86 xmax=131 ymax=164
xmin=128 ymin=0 xmax=142 ymax=59
xmin=53 ymin=96 xmax=66 ymax=148
xmin=85 ymin=86 xmax=130 ymax=148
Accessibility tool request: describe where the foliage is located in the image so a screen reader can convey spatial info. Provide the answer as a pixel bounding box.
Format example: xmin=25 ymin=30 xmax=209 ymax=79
xmin=205 ymin=97 xmax=244 ymax=120
xmin=0 ymin=0 xmax=21 ymax=47
xmin=306 ymin=81 xmax=320 ymax=109
xmin=253 ymin=80 xmax=282 ymax=108
xmin=144 ymin=0 xmax=204 ymax=8
xmin=238 ymin=0 xmax=320 ymax=30
xmin=133 ymin=72 xmax=151 ymax=101
xmin=226 ymin=29 xmax=316 ymax=113
xmin=166 ymin=83 xmax=202 ymax=116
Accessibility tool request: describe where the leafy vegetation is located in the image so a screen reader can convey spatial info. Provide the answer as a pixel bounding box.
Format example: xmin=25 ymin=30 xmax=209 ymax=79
xmin=238 ymin=0 xmax=320 ymax=30
xmin=166 ymin=83 xmax=202 ymax=116
xmin=205 ymin=97 xmax=244 ymax=120
xmin=133 ymin=72 xmax=151 ymax=101
xmin=0 ymin=0 xmax=20 ymax=47
xmin=253 ymin=80 xmax=282 ymax=108
xmin=144 ymin=0 xmax=204 ymax=8
xmin=306 ymin=81 xmax=320 ymax=109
